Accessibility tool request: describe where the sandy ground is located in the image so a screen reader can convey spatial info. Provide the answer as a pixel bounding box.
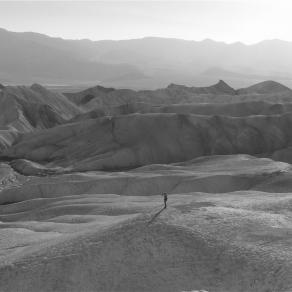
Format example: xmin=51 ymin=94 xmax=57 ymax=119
xmin=0 ymin=155 xmax=292 ymax=291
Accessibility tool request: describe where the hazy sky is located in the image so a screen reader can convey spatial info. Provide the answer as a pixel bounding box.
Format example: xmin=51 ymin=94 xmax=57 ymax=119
xmin=0 ymin=0 xmax=291 ymax=44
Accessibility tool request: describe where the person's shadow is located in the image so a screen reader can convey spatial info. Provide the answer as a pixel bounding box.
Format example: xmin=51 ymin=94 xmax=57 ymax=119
xmin=147 ymin=206 xmax=165 ymax=225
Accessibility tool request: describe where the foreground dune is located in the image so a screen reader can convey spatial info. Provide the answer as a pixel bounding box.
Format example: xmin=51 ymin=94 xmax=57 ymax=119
xmin=0 ymin=155 xmax=292 ymax=292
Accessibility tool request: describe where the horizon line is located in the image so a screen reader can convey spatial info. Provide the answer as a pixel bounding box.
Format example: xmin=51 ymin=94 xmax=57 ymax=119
xmin=1 ymin=26 xmax=291 ymax=46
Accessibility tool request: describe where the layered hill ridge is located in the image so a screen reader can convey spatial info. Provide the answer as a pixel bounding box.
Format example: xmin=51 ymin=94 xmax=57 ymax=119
xmin=1 ymin=80 xmax=292 ymax=172
xmin=65 ymin=80 xmax=292 ymax=110
xmin=167 ymin=80 xmax=236 ymax=95
xmin=0 ymin=155 xmax=289 ymax=204
xmin=4 ymin=79 xmax=283 ymax=149
xmin=70 ymin=100 xmax=292 ymax=122
xmin=3 ymin=112 xmax=292 ymax=172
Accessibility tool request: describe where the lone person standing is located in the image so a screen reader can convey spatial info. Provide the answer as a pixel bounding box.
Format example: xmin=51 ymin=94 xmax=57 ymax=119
xmin=162 ymin=192 xmax=168 ymax=209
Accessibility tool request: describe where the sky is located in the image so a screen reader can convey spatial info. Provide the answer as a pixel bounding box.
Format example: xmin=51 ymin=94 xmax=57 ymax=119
xmin=0 ymin=0 xmax=291 ymax=44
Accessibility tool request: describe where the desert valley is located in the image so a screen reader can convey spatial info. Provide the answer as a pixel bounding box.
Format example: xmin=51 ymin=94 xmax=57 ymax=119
xmin=1 ymin=78 xmax=292 ymax=291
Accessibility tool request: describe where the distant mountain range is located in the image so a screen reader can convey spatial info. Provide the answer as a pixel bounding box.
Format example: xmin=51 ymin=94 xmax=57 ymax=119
xmin=2 ymin=27 xmax=292 ymax=89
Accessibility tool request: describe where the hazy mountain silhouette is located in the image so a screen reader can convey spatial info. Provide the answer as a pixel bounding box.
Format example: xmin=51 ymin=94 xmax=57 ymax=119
xmin=0 ymin=28 xmax=144 ymax=85
xmin=2 ymin=28 xmax=292 ymax=88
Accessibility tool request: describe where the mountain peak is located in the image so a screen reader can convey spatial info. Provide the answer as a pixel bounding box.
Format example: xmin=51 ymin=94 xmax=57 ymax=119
xmin=217 ymin=79 xmax=229 ymax=86
xmin=212 ymin=80 xmax=235 ymax=94
xmin=237 ymin=80 xmax=292 ymax=94
xmin=91 ymin=85 xmax=115 ymax=93
xmin=167 ymin=83 xmax=184 ymax=89
xmin=167 ymin=80 xmax=235 ymax=95
xmin=30 ymin=83 xmax=48 ymax=92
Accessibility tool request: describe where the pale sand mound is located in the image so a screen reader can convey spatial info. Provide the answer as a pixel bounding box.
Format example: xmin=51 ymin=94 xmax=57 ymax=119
xmin=0 ymin=155 xmax=289 ymax=205
xmin=3 ymin=112 xmax=292 ymax=172
xmin=1 ymin=191 xmax=292 ymax=292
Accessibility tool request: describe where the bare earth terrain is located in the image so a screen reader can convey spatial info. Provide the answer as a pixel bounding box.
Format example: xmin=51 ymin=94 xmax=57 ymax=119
xmin=1 ymin=81 xmax=292 ymax=292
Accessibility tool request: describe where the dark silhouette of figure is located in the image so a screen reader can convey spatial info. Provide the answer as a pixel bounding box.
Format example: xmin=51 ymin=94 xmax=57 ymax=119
xmin=162 ymin=192 xmax=168 ymax=208
xmin=147 ymin=193 xmax=168 ymax=225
